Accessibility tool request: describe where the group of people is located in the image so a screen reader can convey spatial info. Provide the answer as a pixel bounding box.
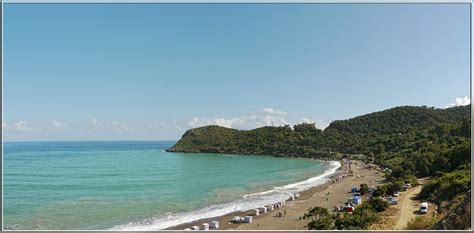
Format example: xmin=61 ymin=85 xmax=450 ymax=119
xmin=332 ymin=158 xmax=352 ymax=183
xmin=276 ymin=210 xmax=287 ymax=218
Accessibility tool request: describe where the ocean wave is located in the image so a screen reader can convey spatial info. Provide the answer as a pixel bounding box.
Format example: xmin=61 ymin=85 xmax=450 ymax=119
xmin=109 ymin=160 xmax=341 ymax=231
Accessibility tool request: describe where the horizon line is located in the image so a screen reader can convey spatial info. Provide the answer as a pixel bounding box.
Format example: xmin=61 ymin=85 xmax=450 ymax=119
xmin=2 ymin=139 xmax=179 ymax=143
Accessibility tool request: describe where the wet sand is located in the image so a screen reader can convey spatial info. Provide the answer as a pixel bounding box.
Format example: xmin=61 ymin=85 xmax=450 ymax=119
xmin=168 ymin=160 xmax=385 ymax=230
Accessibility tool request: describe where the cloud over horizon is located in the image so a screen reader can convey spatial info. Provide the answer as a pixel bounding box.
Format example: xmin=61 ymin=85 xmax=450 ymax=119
xmin=52 ymin=121 xmax=68 ymax=128
xmin=300 ymin=117 xmax=330 ymax=130
xmin=9 ymin=120 xmax=33 ymax=131
xmin=445 ymin=96 xmax=471 ymax=108
xmin=3 ymin=109 xmax=329 ymax=140
xmin=90 ymin=119 xmax=98 ymax=128
xmin=110 ymin=121 xmax=135 ymax=132
xmin=187 ymin=107 xmax=290 ymax=130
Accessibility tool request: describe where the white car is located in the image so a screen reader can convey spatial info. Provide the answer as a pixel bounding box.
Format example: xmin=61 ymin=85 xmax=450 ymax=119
xmin=393 ymin=192 xmax=400 ymax=197
xmin=420 ymin=202 xmax=428 ymax=214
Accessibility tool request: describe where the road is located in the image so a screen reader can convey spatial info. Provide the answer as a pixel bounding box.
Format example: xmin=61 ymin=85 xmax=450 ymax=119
xmin=394 ymin=184 xmax=423 ymax=229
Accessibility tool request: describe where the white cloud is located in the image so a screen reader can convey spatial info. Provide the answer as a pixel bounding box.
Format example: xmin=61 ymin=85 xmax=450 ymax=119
xmin=12 ymin=120 xmax=32 ymax=131
xmin=446 ymin=96 xmax=471 ymax=108
xmin=52 ymin=121 xmax=68 ymax=128
xmin=90 ymin=119 xmax=97 ymax=127
xmin=110 ymin=121 xmax=135 ymax=132
xmin=315 ymin=119 xmax=330 ymax=130
xmin=262 ymin=108 xmax=286 ymax=116
xmin=149 ymin=120 xmax=186 ymax=132
xmin=301 ymin=118 xmax=315 ymax=124
xmin=149 ymin=124 xmax=161 ymax=131
xmin=299 ymin=118 xmax=330 ymax=130
xmin=187 ymin=108 xmax=290 ymax=130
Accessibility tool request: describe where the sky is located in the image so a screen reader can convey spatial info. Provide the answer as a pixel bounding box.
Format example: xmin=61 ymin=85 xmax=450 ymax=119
xmin=3 ymin=3 xmax=471 ymax=141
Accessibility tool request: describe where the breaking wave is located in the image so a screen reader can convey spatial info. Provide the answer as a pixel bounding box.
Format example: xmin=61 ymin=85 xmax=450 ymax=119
xmin=109 ymin=161 xmax=341 ymax=230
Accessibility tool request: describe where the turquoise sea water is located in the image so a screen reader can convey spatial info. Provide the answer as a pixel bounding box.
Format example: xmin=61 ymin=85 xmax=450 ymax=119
xmin=3 ymin=141 xmax=339 ymax=230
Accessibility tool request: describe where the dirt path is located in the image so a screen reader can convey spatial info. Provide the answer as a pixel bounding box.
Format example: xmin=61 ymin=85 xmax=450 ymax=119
xmin=394 ymin=184 xmax=423 ymax=229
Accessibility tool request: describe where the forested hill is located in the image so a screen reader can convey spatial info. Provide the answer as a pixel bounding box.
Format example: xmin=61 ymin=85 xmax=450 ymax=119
xmin=325 ymin=105 xmax=469 ymax=136
xmin=167 ymin=105 xmax=470 ymax=157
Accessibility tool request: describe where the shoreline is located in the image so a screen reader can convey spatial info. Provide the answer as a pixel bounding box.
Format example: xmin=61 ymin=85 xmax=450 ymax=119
xmin=108 ymin=158 xmax=342 ymax=231
xmin=167 ymin=159 xmax=368 ymax=231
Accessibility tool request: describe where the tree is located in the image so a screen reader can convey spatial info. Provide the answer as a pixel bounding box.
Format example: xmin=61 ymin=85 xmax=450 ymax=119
xmin=307 ymin=215 xmax=333 ymax=230
xmin=359 ymin=183 xmax=369 ymax=195
xmin=302 ymin=207 xmax=333 ymax=230
xmin=415 ymin=156 xmax=431 ymax=177
xmin=367 ymin=197 xmax=389 ymax=212
xmin=334 ymin=206 xmax=379 ymax=230
xmin=373 ymin=186 xmax=387 ymax=197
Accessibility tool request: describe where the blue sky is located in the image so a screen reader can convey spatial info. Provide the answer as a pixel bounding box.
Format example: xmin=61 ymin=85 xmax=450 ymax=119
xmin=3 ymin=3 xmax=471 ymax=141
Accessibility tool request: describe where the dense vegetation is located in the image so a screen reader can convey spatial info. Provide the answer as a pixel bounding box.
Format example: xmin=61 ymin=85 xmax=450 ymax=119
xmin=168 ymin=105 xmax=471 ymax=229
xmin=301 ymin=198 xmax=390 ymax=230
xmin=168 ymin=105 xmax=469 ymax=159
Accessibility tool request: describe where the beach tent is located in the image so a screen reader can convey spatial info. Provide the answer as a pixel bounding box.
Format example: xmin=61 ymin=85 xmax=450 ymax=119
xmin=244 ymin=216 xmax=253 ymax=223
xmin=210 ymin=220 xmax=219 ymax=229
xmin=202 ymin=223 xmax=209 ymax=231
xmin=191 ymin=226 xmax=199 ymax=231
xmin=232 ymin=216 xmax=241 ymax=223
xmin=351 ymin=196 xmax=362 ymax=204
xmin=351 ymin=187 xmax=358 ymax=193
xmin=267 ymin=205 xmax=274 ymax=211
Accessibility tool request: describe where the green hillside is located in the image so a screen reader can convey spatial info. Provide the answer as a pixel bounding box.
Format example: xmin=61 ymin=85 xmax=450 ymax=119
xmin=168 ymin=105 xmax=470 ymax=159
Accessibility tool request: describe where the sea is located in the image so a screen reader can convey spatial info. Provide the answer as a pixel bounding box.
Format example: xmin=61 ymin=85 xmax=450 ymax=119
xmin=3 ymin=141 xmax=340 ymax=230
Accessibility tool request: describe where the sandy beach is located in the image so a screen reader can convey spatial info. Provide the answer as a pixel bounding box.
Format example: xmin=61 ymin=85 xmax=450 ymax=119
xmin=169 ymin=159 xmax=385 ymax=230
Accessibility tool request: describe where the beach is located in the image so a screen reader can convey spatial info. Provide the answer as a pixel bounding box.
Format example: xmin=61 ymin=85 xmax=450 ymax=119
xmin=169 ymin=159 xmax=385 ymax=230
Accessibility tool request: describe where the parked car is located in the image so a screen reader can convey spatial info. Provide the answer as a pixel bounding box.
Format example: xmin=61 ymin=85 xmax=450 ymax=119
xmin=388 ymin=197 xmax=399 ymax=205
xmin=402 ymin=183 xmax=412 ymax=191
xmin=393 ymin=191 xmax=400 ymax=197
xmin=420 ymin=202 xmax=428 ymax=214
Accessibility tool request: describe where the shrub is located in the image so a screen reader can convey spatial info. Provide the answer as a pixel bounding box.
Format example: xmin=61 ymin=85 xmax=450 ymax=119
xmin=334 ymin=204 xmax=381 ymax=230
xmin=419 ymin=169 xmax=471 ymax=205
xmin=404 ymin=175 xmax=419 ymax=187
xmin=406 ymin=215 xmax=437 ymax=230
xmin=303 ymin=207 xmax=333 ymax=230
xmin=373 ymin=186 xmax=386 ymax=197
xmin=307 ymin=215 xmax=333 ymax=230
xmin=367 ymin=197 xmax=390 ymax=212
xmin=359 ymin=183 xmax=369 ymax=195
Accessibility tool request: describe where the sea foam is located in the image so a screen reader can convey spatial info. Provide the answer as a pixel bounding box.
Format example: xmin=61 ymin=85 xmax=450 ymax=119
xmin=109 ymin=160 xmax=341 ymax=230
